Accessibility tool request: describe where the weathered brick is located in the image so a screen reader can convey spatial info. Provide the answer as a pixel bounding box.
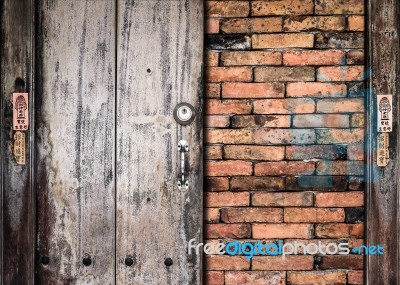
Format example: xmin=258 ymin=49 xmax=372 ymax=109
xmin=205 ymin=129 xmax=253 ymax=144
xmin=284 ymin=208 xmax=345 ymax=223
xmin=231 ymin=176 xmax=285 ymax=191
xmin=205 ymin=223 xmax=251 ymax=239
xmin=253 ymin=224 xmax=313 ymax=239
xmin=225 ymin=271 xmax=285 ymax=285
xmin=205 ymin=208 xmax=220 ymax=223
xmin=346 ymin=207 xmax=364 ymax=223
xmin=317 ymin=129 xmax=364 ymax=144
xmin=284 ymin=238 xmax=361 ymax=253
xmin=222 ymin=83 xmax=284 ymax=98
xmin=347 ymin=50 xmax=364 ymax=65
xmin=255 ymin=161 xmax=315 ymax=176
xmin=206 ymin=1 xmax=250 ymax=18
xmin=205 ymin=145 xmax=223 ymax=159
xmin=205 ymin=256 xmax=250 ymax=271
xmin=316 ymin=255 xmax=363 ymax=270
xmin=284 ymin=16 xmax=346 ymax=31
xmin=348 ymin=176 xmax=365 ymax=191
xmin=315 ymin=0 xmax=365 ymax=14
xmin=315 ymin=192 xmax=364 ymax=207
xmin=317 ymin=66 xmax=364 ymax=82
xmin=232 ymin=115 xmax=291 ymax=128
xmin=205 ymin=18 xmax=220 ymax=34
xmin=221 ymin=17 xmax=282 ymax=33
xmin=254 ymin=99 xmax=315 ymax=114
xmin=205 ymin=192 xmax=250 ymax=207
xmin=221 ymin=51 xmax=282 ymax=66
xmin=347 ymin=144 xmax=364 ymax=160
xmin=315 ymin=223 xmax=364 ymax=238
xmin=221 ymin=207 xmax=283 ymax=223
xmin=205 ymin=51 xmax=219 ymax=67
xmin=253 ymin=129 xmax=316 ymax=145
xmin=293 ymin=114 xmax=350 ymax=128
xmin=348 ymin=16 xmax=365 ymax=31
xmin=205 ymin=115 xmax=230 ymax=128
xmin=206 ymin=99 xmax=251 ymax=115
xmin=287 ymin=271 xmax=346 ymax=285
xmin=316 ymin=98 xmax=364 ymax=113
xmin=351 ymin=113 xmax=364 ymax=127
xmin=252 ymin=34 xmax=314 ymax=49
xmin=206 ymin=35 xmax=251 ymax=50
xmin=254 ymin=67 xmax=315 ymax=82
xmin=315 ymin=32 xmax=364 ymax=49
xmin=348 ymin=271 xmax=364 ymax=285
xmin=253 ymin=256 xmax=314 ymax=270
xmin=286 ymin=176 xmax=348 ymax=191
xmin=205 ymin=67 xmax=252 ymax=82
xmin=316 ymin=160 xmax=364 ymax=175
xmin=205 ymin=177 xmax=230 ymax=191
xmin=287 ymin=82 xmax=347 ymax=98
xmin=283 ymin=50 xmax=345 ymax=66
xmin=205 ymin=83 xmax=220 ymax=98
xmin=205 ymin=271 xmax=224 ymax=285
xmin=251 ymin=0 xmax=314 ymax=16
xmin=252 ymin=192 xmax=314 ymax=207
xmin=286 ymin=145 xmax=347 ymax=160
xmin=224 ymin=145 xmax=285 ymax=161
xmin=205 ymin=160 xmax=253 ymax=176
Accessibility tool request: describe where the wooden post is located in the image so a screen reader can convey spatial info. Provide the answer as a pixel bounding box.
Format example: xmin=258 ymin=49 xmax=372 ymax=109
xmin=366 ymin=0 xmax=400 ymax=283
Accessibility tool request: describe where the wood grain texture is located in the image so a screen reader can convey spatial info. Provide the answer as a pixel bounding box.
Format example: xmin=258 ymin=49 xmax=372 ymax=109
xmin=116 ymin=0 xmax=203 ymax=284
xmin=366 ymin=0 xmax=400 ymax=284
xmin=0 ymin=0 xmax=35 ymax=284
xmin=36 ymin=1 xmax=116 ymax=283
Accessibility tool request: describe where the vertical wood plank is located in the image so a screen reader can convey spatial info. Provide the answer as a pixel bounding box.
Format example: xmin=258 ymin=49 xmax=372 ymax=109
xmin=36 ymin=1 xmax=116 ymax=283
xmin=366 ymin=0 xmax=400 ymax=283
xmin=116 ymin=0 xmax=203 ymax=284
xmin=0 ymin=0 xmax=35 ymax=284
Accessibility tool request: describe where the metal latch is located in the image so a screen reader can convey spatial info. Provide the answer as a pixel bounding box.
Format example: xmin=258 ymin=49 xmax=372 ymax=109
xmin=178 ymin=140 xmax=189 ymax=189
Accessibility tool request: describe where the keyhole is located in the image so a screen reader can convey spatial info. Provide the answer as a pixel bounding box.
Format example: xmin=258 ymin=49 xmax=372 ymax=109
xmin=182 ymin=108 xmax=187 ymax=114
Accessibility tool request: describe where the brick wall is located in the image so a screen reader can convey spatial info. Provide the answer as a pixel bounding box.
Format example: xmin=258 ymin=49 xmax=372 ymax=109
xmin=203 ymin=0 xmax=365 ymax=284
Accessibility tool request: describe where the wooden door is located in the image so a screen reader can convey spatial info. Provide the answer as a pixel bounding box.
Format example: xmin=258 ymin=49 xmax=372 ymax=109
xmin=1 ymin=0 xmax=203 ymax=284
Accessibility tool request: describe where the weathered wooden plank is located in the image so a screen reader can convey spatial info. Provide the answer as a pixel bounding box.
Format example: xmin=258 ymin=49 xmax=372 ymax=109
xmin=0 ymin=0 xmax=35 ymax=284
xmin=366 ymin=0 xmax=400 ymax=283
xmin=116 ymin=0 xmax=203 ymax=284
xmin=36 ymin=1 xmax=116 ymax=283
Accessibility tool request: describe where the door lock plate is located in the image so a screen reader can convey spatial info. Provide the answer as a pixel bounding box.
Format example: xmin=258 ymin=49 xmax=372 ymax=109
xmin=173 ymin=103 xmax=195 ymax=125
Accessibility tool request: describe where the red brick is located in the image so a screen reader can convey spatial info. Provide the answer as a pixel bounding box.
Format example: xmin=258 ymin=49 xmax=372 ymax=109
xmin=252 ymin=256 xmax=314 ymax=270
xmin=225 ymin=271 xmax=285 ymax=285
xmin=206 ymin=18 xmax=220 ymax=34
xmin=316 ymin=161 xmax=364 ymax=176
xmin=205 ymin=99 xmax=251 ymax=115
xmin=283 ymin=50 xmax=345 ymax=66
xmin=284 ymin=16 xmax=346 ymax=31
xmin=348 ymin=271 xmax=364 ymax=285
xmin=293 ymin=114 xmax=349 ymax=128
xmin=252 ymin=34 xmax=314 ymax=49
xmin=205 ymin=223 xmax=251 ymax=239
xmin=206 ymin=1 xmax=250 ymax=17
xmin=205 ymin=145 xmax=223 ymax=159
xmin=221 ymin=207 xmax=283 ymax=223
xmin=205 ymin=129 xmax=253 ymax=144
xmin=205 ymin=208 xmax=220 ymax=223
xmin=348 ymin=144 xmax=364 ymax=160
xmin=254 ymin=67 xmax=315 ymax=82
xmin=205 ymin=115 xmax=230 ymax=128
xmin=224 ymin=145 xmax=285 ymax=161
xmin=315 ymin=223 xmax=364 ymax=238
xmin=252 ymin=192 xmax=314 ymax=207
xmin=317 ymin=129 xmax=364 ymax=144
xmin=317 ymin=255 xmax=364 ymax=270
xmin=251 ymin=0 xmax=314 ymax=16
xmin=221 ymin=17 xmax=282 ymax=33
xmin=205 ymin=83 xmax=220 ymax=98
xmin=316 ymin=98 xmax=364 ymax=113
xmin=287 ymin=271 xmax=346 ymax=285
xmin=284 ymin=238 xmax=361 ymax=254
xmin=205 ymin=51 xmax=219 ymax=67
xmin=221 ymin=51 xmax=282 ymax=66
xmin=222 ymin=83 xmax=284 ymax=99
xmin=315 ymin=0 xmax=364 ymax=15
xmin=205 ymin=192 xmax=250 ymax=207
xmin=230 ymin=177 xmax=285 ymax=191
xmin=205 ymin=256 xmax=250 ymax=270
xmin=317 ymin=66 xmax=364 ymax=82
xmin=253 ymin=129 xmax=316 ymax=145
xmin=315 ymin=192 xmax=364 ymax=207
xmin=287 ymin=82 xmax=347 ymax=98
xmin=205 ymin=67 xmax=252 ymax=82
xmin=205 ymin=177 xmax=230 ymax=191
xmin=253 ymin=224 xmax=313 ymax=239
xmin=347 ymin=50 xmax=364 ymax=65
xmin=232 ymin=115 xmax=291 ymax=128
xmin=253 ymin=99 xmax=315 ymax=114
xmin=255 ymin=161 xmax=315 ymax=176
xmin=205 ymin=271 xmax=224 ymax=285
xmin=348 ymin=16 xmax=365 ymax=31
xmin=284 ymin=208 xmax=345 ymax=223
xmin=205 ymin=160 xmax=253 ymax=176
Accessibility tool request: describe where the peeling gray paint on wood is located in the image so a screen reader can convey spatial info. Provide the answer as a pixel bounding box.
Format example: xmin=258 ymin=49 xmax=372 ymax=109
xmin=1 ymin=0 xmax=35 ymax=284
xmin=36 ymin=1 xmax=116 ymax=283
xmin=366 ymin=0 xmax=400 ymax=283
xmin=116 ymin=0 xmax=203 ymax=284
